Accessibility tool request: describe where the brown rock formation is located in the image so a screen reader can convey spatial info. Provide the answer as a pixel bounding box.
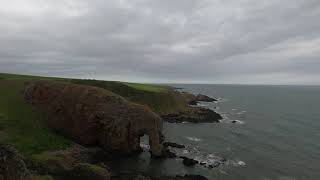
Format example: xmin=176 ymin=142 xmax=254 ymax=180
xmin=24 ymin=81 xmax=163 ymax=156
xmin=0 ymin=145 xmax=31 ymax=180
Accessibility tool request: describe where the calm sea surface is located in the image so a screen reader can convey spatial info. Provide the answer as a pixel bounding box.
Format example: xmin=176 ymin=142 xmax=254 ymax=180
xmin=111 ymin=84 xmax=320 ymax=180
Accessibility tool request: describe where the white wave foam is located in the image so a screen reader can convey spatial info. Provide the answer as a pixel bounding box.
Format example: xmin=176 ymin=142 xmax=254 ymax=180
xmin=236 ymin=110 xmax=247 ymax=115
xmin=237 ymin=161 xmax=246 ymax=166
xmin=186 ymin=137 xmax=202 ymax=142
xmin=197 ymin=103 xmax=208 ymax=107
xmin=140 ymin=143 xmax=150 ymax=150
xmin=216 ymin=98 xmax=228 ymax=103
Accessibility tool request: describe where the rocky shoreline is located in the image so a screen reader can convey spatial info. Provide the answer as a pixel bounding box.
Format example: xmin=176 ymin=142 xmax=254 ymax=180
xmin=1 ymin=144 xmax=210 ymax=180
xmin=162 ymin=91 xmax=222 ymax=123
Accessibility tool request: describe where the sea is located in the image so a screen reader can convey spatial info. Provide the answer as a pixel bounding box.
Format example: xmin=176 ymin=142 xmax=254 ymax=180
xmin=110 ymin=84 xmax=320 ymax=180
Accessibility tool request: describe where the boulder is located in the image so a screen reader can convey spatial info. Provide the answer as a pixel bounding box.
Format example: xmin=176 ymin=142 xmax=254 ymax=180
xmin=24 ymin=81 xmax=163 ymax=157
xmin=0 ymin=145 xmax=31 ymax=180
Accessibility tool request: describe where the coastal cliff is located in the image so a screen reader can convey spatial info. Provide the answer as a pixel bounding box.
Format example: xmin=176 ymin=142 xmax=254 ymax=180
xmin=0 ymin=73 xmax=220 ymax=180
xmin=24 ymin=81 xmax=164 ymax=157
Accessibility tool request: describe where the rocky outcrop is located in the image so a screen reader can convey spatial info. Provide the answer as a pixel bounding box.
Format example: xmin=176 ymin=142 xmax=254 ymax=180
xmin=161 ymin=107 xmax=222 ymax=123
xmin=24 ymin=81 xmax=163 ymax=157
xmin=181 ymin=92 xmax=217 ymax=106
xmin=195 ymin=94 xmax=217 ymax=102
xmin=163 ymin=142 xmax=185 ymax=149
xmin=0 ymin=145 xmax=31 ymax=180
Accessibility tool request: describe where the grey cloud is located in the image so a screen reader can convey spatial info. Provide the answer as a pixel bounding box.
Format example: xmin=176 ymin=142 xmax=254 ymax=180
xmin=0 ymin=0 xmax=320 ymax=84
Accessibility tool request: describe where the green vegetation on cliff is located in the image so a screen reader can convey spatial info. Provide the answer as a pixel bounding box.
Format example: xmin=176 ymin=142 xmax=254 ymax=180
xmin=0 ymin=73 xmax=187 ymax=156
xmin=0 ymin=78 xmax=70 ymax=156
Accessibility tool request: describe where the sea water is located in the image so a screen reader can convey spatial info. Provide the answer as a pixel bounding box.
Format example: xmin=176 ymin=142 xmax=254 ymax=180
xmin=110 ymin=84 xmax=320 ymax=180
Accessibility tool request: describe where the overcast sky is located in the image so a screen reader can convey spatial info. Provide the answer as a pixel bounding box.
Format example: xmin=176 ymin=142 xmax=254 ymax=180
xmin=0 ymin=0 xmax=320 ymax=84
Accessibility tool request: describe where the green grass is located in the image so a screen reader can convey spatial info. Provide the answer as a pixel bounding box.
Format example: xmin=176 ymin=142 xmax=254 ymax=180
xmin=70 ymin=79 xmax=186 ymax=114
xmin=0 ymin=79 xmax=70 ymax=156
xmin=0 ymin=73 xmax=187 ymax=156
xmin=0 ymin=73 xmax=63 ymax=81
xmin=125 ymin=82 xmax=168 ymax=93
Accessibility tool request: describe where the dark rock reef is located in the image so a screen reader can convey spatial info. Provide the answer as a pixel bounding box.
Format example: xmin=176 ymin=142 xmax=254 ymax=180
xmin=161 ymin=107 xmax=222 ymax=123
xmin=24 ymin=81 xmax=163 ymax=157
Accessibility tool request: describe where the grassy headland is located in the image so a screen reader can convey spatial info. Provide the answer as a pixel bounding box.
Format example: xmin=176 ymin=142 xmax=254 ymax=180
xmin=0 ymin=73 xmax=187 ymax=156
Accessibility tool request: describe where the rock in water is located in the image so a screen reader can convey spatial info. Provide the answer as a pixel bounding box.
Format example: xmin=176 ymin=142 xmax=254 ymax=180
xmin=0 ymin=145 xmax=31 ymax=180
xmin=24 ymin=81 xmax=163 ymax=157
xmin=180 ymin=156 xmax=198 ymax=166
xmin=163 ymin=142 xmax=185 ymax=149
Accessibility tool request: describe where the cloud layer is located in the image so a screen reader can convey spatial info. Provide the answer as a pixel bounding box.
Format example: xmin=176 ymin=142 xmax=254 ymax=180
xmin=1 ymin=0 xmax=320 ymax=84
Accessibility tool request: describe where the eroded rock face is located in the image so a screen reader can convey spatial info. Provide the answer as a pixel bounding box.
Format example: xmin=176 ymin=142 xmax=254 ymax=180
xmin=24 ymin=81 xmax=163 ymax=156
xmin=0 ymin=145 xmax=31 ymax=180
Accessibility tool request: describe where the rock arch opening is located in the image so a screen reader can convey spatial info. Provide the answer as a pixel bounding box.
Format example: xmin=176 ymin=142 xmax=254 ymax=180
xmin=139 ymin=134 xmax=150 ymax=152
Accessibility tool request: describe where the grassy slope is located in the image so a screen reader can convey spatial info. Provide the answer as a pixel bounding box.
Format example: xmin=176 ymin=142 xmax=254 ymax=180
xmin=0 ymin=73 xmax=187 ymax=156
xmin=0 ymin=78 xmax=69 ymax=156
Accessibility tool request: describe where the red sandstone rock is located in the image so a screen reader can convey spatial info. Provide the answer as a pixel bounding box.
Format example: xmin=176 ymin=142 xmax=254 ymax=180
xmin=24 ymin=81 xmax=163 ymax=156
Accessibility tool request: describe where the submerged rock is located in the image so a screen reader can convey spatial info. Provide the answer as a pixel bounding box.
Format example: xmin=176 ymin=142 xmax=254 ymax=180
xmin=163 ymin=142 xmax=185 ymax=149
xmin=180 ymin=156 xmax=198 ymax=167
xmin=24 ymin=81 xmax=164 ymax=157
xmin=0 ymin=145 xmax=31 ymax=180
xmin=160 ymin=148 xmax=177 ymax=158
